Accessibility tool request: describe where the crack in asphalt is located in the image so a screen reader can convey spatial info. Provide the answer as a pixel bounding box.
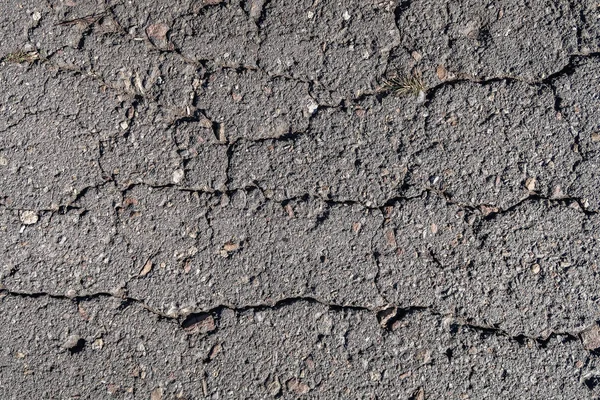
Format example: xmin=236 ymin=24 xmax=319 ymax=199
xmin=2 ymin=2 xmax=599 ymax=397
xmin=4 ymin=180 xmax=595 ymax=220
xmin=424 ymin=53 xmax=600 ymax=99
xmin=7 ymin=54 xmax=598 ymax=219
xmin=0 ymin=287 xmax=584 ymax=350
xmin=4 ymin=181 xmax=595 ymax=350
xmin=24 ymin=27 xmax=600 ymax=118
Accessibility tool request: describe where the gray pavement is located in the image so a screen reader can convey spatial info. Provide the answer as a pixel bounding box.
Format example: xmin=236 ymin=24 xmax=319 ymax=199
xmin=1 ymin=0 xmax=599 ymax=398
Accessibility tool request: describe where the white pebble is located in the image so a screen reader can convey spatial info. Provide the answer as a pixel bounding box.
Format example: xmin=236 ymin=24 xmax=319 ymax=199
xmin=307 ymin=101 xmax=319 ymax=115
xmin=172 ymin=169 xmax=185 ymax=184
xmin=20 ymin=210 xmax=38 ymax=225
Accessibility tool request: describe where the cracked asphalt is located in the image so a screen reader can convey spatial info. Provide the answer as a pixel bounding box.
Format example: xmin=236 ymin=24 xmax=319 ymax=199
xmin=1 ymin=0 xmax=599 ymax=398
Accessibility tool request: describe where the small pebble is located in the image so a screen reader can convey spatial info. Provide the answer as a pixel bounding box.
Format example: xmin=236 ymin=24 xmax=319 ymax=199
xmin=63 ymin=334 xmax=82 ymax=350
xmin=139 ymin=260 xmax=153 ymax=277
xmin=91 ymin=338 xmax=103 ymax=350
xmin=20 ymin=210 xmax=38 ymax=225
xmin=581 ymin=324 xmax=600 ymax=350
xmin=436 ymin=65 xmax=447 ymax=80
xmin=268 ymin=377 xmax=281 ymax=396
xmin=172 ymin=169 xmax=185 ymax=184
xmin=151 ymin=388 xmax=163 ymax=400
xmin=287 ymin=378 xmax=310 ymax=395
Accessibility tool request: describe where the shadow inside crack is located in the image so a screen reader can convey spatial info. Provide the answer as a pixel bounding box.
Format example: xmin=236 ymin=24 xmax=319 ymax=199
xmin=68 ymin=338 xmax=86 ymax=355
xmin=583 ymin=374 xmax=600 ymax=391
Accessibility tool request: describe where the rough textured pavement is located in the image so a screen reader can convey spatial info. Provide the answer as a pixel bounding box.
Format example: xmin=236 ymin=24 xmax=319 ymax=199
xmin=1 ymin=0 xmax=600 ymax=398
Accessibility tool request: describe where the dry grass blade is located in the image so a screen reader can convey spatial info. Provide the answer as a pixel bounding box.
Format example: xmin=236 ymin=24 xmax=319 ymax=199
xmin=56 ymin=12 xmax=105 ymax=27
xmin=3 ymin=51 xmax=40 ymax=64
xmin=383 ymin=70 xmax=426 ymax=97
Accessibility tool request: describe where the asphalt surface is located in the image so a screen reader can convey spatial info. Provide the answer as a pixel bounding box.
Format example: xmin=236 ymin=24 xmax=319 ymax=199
xmin=1 ymin=0 xmax=599 ymax=399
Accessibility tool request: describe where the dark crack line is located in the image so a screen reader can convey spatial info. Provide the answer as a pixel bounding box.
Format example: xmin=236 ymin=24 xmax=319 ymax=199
xmin=4 ymin=181 xmax=597 ymax=226
xmin=0 ymin=287 xmax=586 ymax=350
xmin=423 ymin=53 xmax=600 ymax=106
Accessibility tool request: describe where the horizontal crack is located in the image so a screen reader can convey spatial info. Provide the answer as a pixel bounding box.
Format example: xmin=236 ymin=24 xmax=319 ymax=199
xmin=422 ymin=53 xmax=600 ymax=104
xmin=0 ymin=287 xmax=586 ymax=350
xmin=4 ymin=181 xmax=597 ymax=224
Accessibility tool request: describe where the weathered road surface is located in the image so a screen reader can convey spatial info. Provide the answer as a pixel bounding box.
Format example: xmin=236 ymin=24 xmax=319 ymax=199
xmin=1 ymin=0 xmax=600 ymax=398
